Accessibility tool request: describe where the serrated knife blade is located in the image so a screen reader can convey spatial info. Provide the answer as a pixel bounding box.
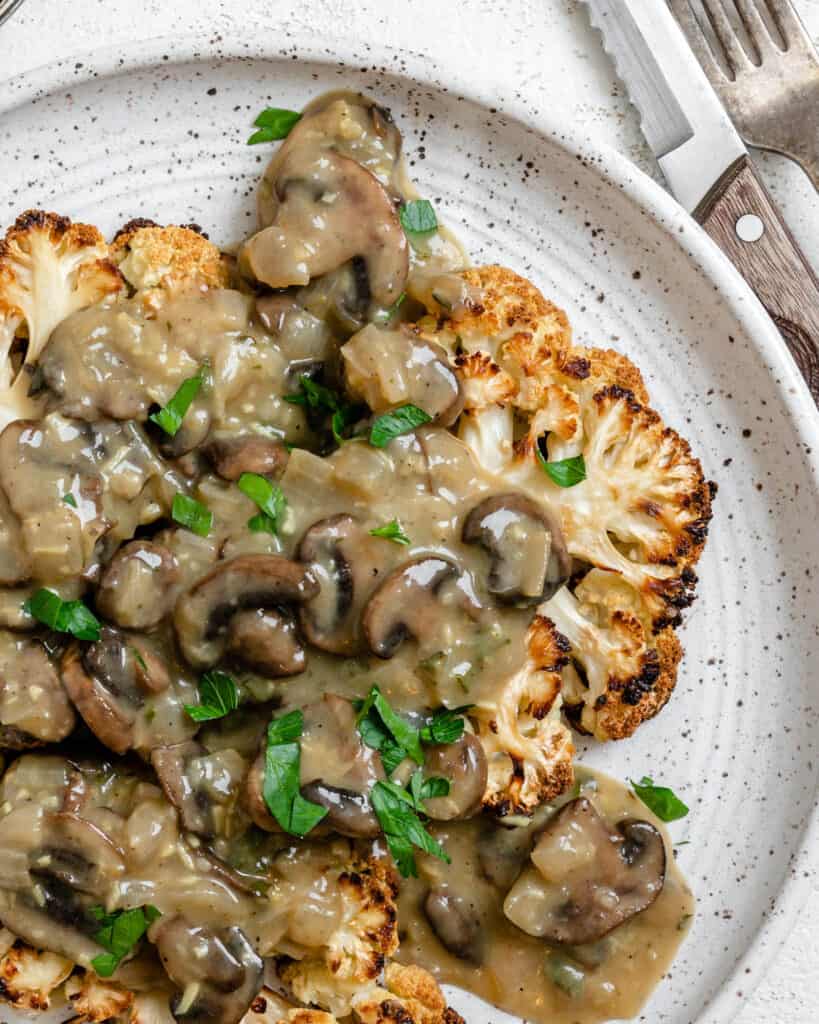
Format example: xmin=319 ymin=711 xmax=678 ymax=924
xmin=583 ymin=0 xmax=746 ymax=214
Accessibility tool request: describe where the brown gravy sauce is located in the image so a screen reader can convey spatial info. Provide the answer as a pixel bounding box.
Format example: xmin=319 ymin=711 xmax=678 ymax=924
xmin=398 ymin=770 xmax=693 ymax=1024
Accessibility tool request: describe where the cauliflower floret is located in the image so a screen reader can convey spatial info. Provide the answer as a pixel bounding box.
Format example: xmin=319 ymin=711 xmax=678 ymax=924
xmin=129 ymin=990 xmax=177 ymax=1024
xmin=352 ymin=963 xmax=464 ymax=1024
xmin=276 ymin=854 xmax=399 ymax=1017
xmin=547 ymin=384 xmax=712 ymax=628
xmin=0 ymin=941 xmax=73 ymax=1010
xmin=543 ymin=573 xmax=682 ymax=740
xmin=411 ymin=264 xmax=713 ymax=743
xmin=64 ymin=970 xmax=135 ymax=1022
xmin=475 ymin=615 xmax=575 ymax=817
xmin=111 ymin=219 xmax=231 ymax=309
xmin=0 ymin=210 xmax=124 ymax=431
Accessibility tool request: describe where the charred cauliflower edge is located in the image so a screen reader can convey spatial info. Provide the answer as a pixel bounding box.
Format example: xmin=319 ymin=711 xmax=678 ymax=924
xmin=414 ymin=265 xmax=714 ymax=742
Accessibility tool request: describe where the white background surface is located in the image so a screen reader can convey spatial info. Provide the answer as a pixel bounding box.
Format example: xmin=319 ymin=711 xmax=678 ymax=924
xmin=1 ymin=1 xmax=817 ymax=1020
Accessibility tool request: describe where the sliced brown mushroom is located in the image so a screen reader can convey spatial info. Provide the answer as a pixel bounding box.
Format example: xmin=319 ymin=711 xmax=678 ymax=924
xmin=342 ymin=325 xmax=464 ymax=427
xmin=423 ymin=886 xmax=483 ymax=963
xmin=204 ymin=436 xmax=290 ymax=483
xmin=60 ymin=630 xmax=170 ymax=754
xmin=0 ymin=634 xmax=75 ymax=749
xmin=422 ymin=733 xmax=488 ymax=821
xmin=153 ymin=915 xmax=263 ymax=1024
xmin=502 ymin=797 xmax=666 ymax=944
xmin=96 ymin=540 xmax=179 ymax=630
xmin=245 ymin=695 xmax=383 ymax=837
xmin=0 ymin=805 xmax=125 ymax=964
xmin=226 ymin=608 xmax=305 ymax=678
xmin=173 ymin=555 xmax=318 ymax=669
xmin=152 ymin=742 xmax=248 ymax=838
xmin=298 ymin=514 xmax=389 ymax=655
xmin=258 ymin=91 xmax=404 ymax=221
xmin=462 ymin=493 xmax=571 ymax=605
xmin=241 ymin=147 xmax=408 ymax=309
xmin=362 ymin=556 xmax=470 ymax=659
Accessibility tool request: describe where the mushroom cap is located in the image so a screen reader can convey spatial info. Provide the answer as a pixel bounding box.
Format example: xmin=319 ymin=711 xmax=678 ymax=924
xmin=258 ymin=91 xmax=404 ymax=223
xmin=423 ymin=886 xmax=483 ymax=963
xmin=462 ymin=493 xmax=571 ymax=605
xmin=362 ymin=555 xmax=464 ymax=659
xmin=245 ymin=695 xmax=384 ymax=837
xmin=60 ymin=632 xmax=170 ymax=755
xmin=154 ymin=916 xmax=263 ymax=1024
xmin=422 ymin=733 xmax=488 ymax=822
xmin=0 ymin=635 xmax=75 ymax=746
xmin=298 ymin=514 xmax=388 ymax=655
xmin=96 ymin=540 xmax=179 ymax=630
xmin=205 ymin=435 xmax=289 ymax=483
xmin=226 ymin=607 xmax=306 ymax=679
xmin=173 ymin=555 xmax=318 ymax=669
xmin=502 ymin=797 xmax=667 ymax=944
xmin=152 ymin=742 xmax=247 ymax=839
xmin=242 ymin=147 xmax=408 ymax=308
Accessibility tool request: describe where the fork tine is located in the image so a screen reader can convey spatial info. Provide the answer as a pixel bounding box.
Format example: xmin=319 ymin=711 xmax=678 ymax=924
xmin=700 ymin=0 xmax=753 ymax=73
xmin=669 ymin=0 xmax=730 ymax=81
xmin=732 ymin=0 xmax=778 ymax=56
xmin=765 ymin=0 xmax=813 ymax=50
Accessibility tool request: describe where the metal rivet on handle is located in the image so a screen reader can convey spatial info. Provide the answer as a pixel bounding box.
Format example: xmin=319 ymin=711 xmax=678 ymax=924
xmin=735 ymin=214 xmax=765 ymax=242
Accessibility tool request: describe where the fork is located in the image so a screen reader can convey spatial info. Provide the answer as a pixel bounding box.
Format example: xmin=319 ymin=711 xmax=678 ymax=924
xmin=669 ymin=0 xmax=819 ymax=189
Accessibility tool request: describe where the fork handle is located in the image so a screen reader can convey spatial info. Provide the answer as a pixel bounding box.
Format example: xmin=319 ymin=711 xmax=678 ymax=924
xmin=696 ymin=155 xmax=819 ymax=405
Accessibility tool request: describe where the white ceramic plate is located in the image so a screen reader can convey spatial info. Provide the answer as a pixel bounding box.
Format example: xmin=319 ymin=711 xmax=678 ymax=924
xmin=1 ymin=32 xmax=818 ymax=1024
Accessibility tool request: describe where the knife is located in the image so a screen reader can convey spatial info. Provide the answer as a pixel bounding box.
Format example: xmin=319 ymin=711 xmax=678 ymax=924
xmin=583 ymin=0 xmax=819 ymax=404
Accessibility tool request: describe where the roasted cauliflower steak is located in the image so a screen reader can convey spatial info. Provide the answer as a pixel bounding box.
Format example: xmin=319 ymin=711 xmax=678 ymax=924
xmin=414 ymin=265 xmax=714 ymax=741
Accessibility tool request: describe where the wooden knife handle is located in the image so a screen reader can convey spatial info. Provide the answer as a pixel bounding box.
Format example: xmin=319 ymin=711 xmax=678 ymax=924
xmin=696 ymin=156 xmax=819 ymax=405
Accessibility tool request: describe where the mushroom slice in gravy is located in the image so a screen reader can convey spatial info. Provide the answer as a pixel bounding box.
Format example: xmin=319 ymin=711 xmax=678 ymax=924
xmin=173 ymin=555 xmax=318 ymax=669
xmin=298 ymin=514 xmax=388 ymax=655
xmin=0 ymin=633 xmax=75 ymax=748
xmin=462 ymin=493 xmax=571 ymax=605
xmin=503 ymin=797 xmax=666 ymax=944
xmin=241 ymin=147 xmax=408 ymax=308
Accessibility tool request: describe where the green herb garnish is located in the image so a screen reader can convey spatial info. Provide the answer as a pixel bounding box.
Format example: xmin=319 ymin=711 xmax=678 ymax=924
xmin=248 ymin=107 xmax=301 ymax=145
xmin=369 ymin=404 xmax=431 ymax=448
xmin=536 ymin=450 xmax=586 ymax=488
xmin=369 ymin=519 xmax=411 ymax=546
xmin=284 ymin=375 xmax=363 ymax=446
xmin=399 ymin=200 xmax=438 ymax=236
xmin=630 ymin=776 xmax=689 ymax=822
xmin=148 ymin=372 xmax=204 ymax=437
xmin=546 ymin=952 xmax=585 ymax=998
xmin=420 ymin=706 xmax=469 ymax=746
xmin=263 ymin=710 xmax=328 ymax=837
xmin=171 ymin=493 xmax=213 ymax=537
xmin=184 ymin=670 xmax=239 ymax=722
xmin=284 ymin=375 xmax=343 ymax=413
xmin=237 ymin=472 xmax=287 ymax=534
xmin=62 ymin=493 xmax=77 ymax=508
xmin=357 ymin=686 xmax=424 ymax=766
xmin=408 ymin=770 xmax=450 ymax=811
xmin=371 ymin=778 xmax=450 ymax=877
xmin=90 ymin=905 xmax=161 ymax=978
xmin=23 ymin=589 xmax=100 ymax=642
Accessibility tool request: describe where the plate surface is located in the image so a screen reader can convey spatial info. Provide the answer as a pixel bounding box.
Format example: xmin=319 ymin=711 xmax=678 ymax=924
xmin=1 ymin=32 xmax=818 ymax=1024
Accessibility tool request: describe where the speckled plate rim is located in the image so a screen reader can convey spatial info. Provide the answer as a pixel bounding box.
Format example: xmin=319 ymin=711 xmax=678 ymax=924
xmin=1 ymin=29 xmax=818 ymax=1024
